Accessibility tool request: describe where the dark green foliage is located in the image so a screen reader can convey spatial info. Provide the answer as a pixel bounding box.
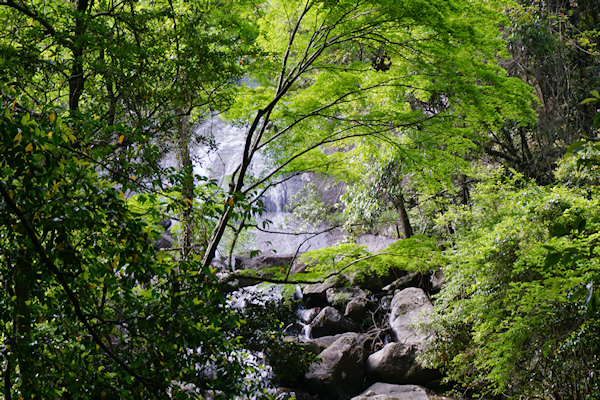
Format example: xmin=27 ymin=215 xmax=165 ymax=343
xmin=0 ymin=83 xmax=252 ymax=399
xmin=494 ymin=1 xmax=600 ymax=183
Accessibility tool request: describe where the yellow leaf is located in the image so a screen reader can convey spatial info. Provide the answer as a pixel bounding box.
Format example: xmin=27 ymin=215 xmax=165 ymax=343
xmin=25 ymin=143 xmax=33 ymax=152
xmin=130 ymin=175 xmax=137 ymax=180
xmin=184 ymin=198 xmax=193 ymax=207
xmin=118 ymin=134 xmax=124 ymax=144
xmin=48 ymin=131 xmax=53 ymax=139
xmin=49 ymin=113 xmax=55 ymax=124
xmin=13 ymin=132 xmax=22 ymax=145
xmin=11 ymin=98 xmax=17 ymax=111
xmin=227 ymin=197 xmax=234 ymax=206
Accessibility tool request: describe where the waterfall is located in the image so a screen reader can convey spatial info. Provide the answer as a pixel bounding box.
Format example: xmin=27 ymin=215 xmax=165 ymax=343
xmin=161 ymin=116 xmax=395 ymax=258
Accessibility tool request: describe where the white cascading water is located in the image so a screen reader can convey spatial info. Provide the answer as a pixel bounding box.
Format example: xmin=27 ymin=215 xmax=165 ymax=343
xmin=181 ymin=116 xmax=346 ymax=256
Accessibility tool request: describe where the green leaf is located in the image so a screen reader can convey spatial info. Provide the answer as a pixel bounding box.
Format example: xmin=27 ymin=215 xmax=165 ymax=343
xmin=565 ymin=140 xmax=586 ymax=154
xmin=544 ymin=252 xmax=562 ymax=268
xmin=580 ymin=97 xmax=598 ymax=105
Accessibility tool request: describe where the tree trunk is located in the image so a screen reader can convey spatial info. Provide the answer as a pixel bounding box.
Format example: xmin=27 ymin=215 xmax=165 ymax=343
xmin=68 ymin=0 xmax=89 ymax=112
xmin=14 ymin=253 xmax=36 ymax=397
xmin=458 ymin=173 xmax=470 ymax=205
xmin=172 ymin=113 xmax=194 ymax=309
xmin=178 ymin=114 xmax=194 ymax=260
xmin=394 ymin=190 xmax=413 ymax=239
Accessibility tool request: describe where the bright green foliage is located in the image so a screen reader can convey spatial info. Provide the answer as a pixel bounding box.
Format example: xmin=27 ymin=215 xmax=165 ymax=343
xmin=299 ymin=234 xmax=445 ymax=281
xmin=213 ymin=0 xmax=539 ymax=286
xmin=420 ymin=171 xmax=600 ymax=398
xmin=225 ymin=0 xmax=536 ymax=181
xmin=562 ymin=91 xmax=600 ymax=178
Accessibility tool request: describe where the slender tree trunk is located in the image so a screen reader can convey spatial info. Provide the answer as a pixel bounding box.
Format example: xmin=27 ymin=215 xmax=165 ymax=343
xmin=68 ymin=0 xmax=89 ymax=112
xmin=201 ymin=109 xmax=269 ymax=269
xmin=458 ymin=174 xmax=470 ymax=205
xmin=3 ymin=355 xmax=11 ymax=400
xmin=13 ymin=253 xmax=36 ymax=398
xmin=173 ymin=113 xmax=194 ymax=309
xmin=178 ymin=114 xmax=194 ymax=260
xmin=394 ymin=190 xmax=413 ymax=239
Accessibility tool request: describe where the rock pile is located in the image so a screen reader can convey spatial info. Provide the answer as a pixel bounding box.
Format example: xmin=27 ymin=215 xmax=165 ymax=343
xmin=269 ymin=265 xmax=442 ymax=400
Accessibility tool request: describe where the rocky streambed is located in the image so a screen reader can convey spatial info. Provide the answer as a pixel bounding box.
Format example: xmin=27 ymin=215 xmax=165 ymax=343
xmin=224 ymin=256 xmax=454 ymax=400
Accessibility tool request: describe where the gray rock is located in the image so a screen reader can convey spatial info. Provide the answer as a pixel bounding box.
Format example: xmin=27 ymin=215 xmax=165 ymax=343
xmin=233 ymin=253 xmax=295 ymax=271
xmin=283 ymin=335 xmax=321 ymax=355
xmin=153 ymin=231 xmax=173 ymax=249
xmin=310 ymin=306 xmax=358 ymax=338
xmin=429 ymin=269 xmax=445 ymax=294
xmin=313 ymin=333 xmax=350 ymax=352
xmin=312 ymin=332 xmax=364 ymax=353
xmin=366 ymin=342 xmax=440 ymax=385
xmin=272 ymin=387 xmax=324 ymax=400
xmin=351 ymin=383 xmax=429 ymax=400
xmin=345 ymin=296 xmax=368 ymax=322
xmin=299 ymin=307 xmax=320 ymax=324
xmin=305 ymin=334 xmax=366 ymax=400
xmin=389 ymin=288 xmax=432 ymax=346
xmin=160 ymin=218 xmax=172 ymax=230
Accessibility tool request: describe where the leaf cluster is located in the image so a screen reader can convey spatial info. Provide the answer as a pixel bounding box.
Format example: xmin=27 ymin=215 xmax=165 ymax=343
xmin=420 ymin=171 xmax=600 ymax=398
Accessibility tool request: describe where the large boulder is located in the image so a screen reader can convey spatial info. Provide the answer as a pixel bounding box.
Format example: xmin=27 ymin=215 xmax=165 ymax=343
xmin=310 ymin=306 xmax=358 ymax=338
xmin=345 ymin=296 xmax=368 ymax=322
xmin=351 ymin=383 xmax=429 ymax=400
xmin=312 ymin=332 xmax=367 ymax=353
xmin=305 ymin=333 xmax=366 ymax=400
xmin=227 ymin=282 xmax=295 ymax=308
xmin=283 ymin=335 xmax=321 ymax=355
xmin=366 ymin=342 xmax=440 ymax=385
xmin=389 ymin=288 xmax=432 ymax=346
xmin=303 ymin=280 xmax=338 ymax=308
xmin=299 ymin=307 xmax=320 ymax=324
